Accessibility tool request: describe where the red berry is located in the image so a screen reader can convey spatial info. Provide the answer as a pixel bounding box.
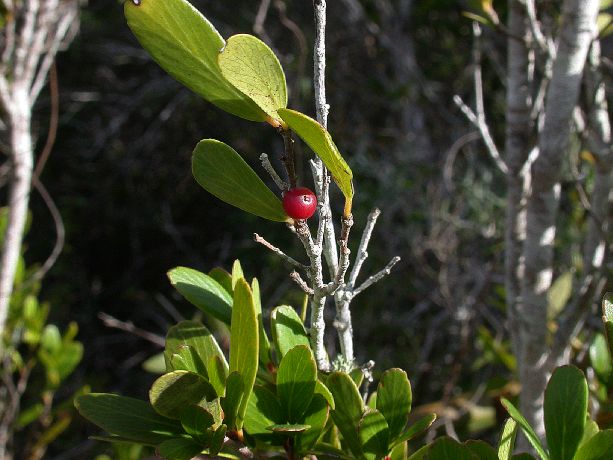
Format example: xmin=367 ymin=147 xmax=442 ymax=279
xmin=282 ymin=187 xmax=317 ymax=220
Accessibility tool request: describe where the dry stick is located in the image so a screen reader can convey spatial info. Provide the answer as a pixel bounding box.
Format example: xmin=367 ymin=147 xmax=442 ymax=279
xmin=253 ymin=233 xmax=307 ymax=271
xmin=98 ymin=312 xmax=165 ymax=347
xmin=260 ymin=153 xmax=289 ymax=191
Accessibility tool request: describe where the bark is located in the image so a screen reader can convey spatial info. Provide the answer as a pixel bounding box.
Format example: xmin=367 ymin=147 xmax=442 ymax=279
xmin=518 ymin=0 xmax=599 ymax=437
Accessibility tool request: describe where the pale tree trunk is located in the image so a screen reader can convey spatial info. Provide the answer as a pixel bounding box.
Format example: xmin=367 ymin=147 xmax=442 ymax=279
xmin=518 ymin=0 xmax=599 ymax=437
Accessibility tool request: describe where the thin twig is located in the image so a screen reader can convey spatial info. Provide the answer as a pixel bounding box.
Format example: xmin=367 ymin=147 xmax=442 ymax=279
xmin=353 ymin=256 xmax=401 ymax=297
xmin=254 ymin=233 xmax=308 ymax=271
xmin=98 ymin=312 xmax=165 ymax=347
xmin=290 ymin=271 xmax=314 ymax=295
xmin=259 ymin=153 xmax=289 ymax=191
xmin=348 ymin=208 xmax=380 ymax=287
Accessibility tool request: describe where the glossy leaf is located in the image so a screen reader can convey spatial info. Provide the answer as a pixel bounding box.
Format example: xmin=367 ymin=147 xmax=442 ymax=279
xmin=427 ymin=437 xmax=476 ymax=459
xmin=327 ymin=371 xmax=364 ymax=458
xmin=208 ymin=424 xmax=227 ymax=455
xmin=221 ymin=371 xmax=244 ymax=431
xmin=574 ymin=430 xmax=613 ymax=460
xmin=209 ymin=267 xmax=233 ymax=295
xmin=465 ymin=440 xmax=498 ymax=460
xmin=252 ymin=278 xmax=272 ymax=366
xmin=315 ymin=379 xmax=335 ymax=410
xmin=208 ymin=355 xmax=228 ymax=397
xmin=142 ymin=352 xmax=166 ymax=374
xmin=271 ymin=305 xmax=310 ymax=358
xmin=218 ymin=34 xmax=287 ymax=124
xmin=229 ymin=278 xmax=259 ymax=427
xmin=544 ymin=365 xmax=587 ymax=460
xmin=295 ymin=394 xmax=330 ymax=454
xmin=158 ymin=438 xmax=203 ymax=460
xmin=244 ymin=385 xmax=284 ymax=441
xmin=359 ymin=408 xmax=390 ymax=460
xmin=231 ymin=260 xmax=244 ymax=289
xmin=180 ymin=405 xmax=215 ymax=440
xmin=498 ymin=417 xmax=518 ymax=460
xmin=579 ymin=420 xmax=600 ymax=451
xmin=390 ymin=441 xmax=408 ymax=460
xmin=149 ymin=371 xmax=216 ymax=419
xmin=192 ymin=139 xmax=288 ymax=222
xmin=278 ymin=108 xmax=354 ymax=215
xmin=376 ymin=368 xmax=412 ymax=441
xmin=124 ymin=0 xmax=265 ymax=121
xmin=167 ymin=268 xmax=232 ymax=324
xmin=74 ymin=393 xmax=182 ymax=444
xmin=391 ymin=413 xmax=436 ymax=447
xmin=169 ymin=345 xmax=208 ymax=377
xmin=277 ymin=345 xmax=317 ymax=423
xmin=501 ymin=398 xmax=549 ymax=460
xmin=590 ymin=333 xmax=612 ymax=385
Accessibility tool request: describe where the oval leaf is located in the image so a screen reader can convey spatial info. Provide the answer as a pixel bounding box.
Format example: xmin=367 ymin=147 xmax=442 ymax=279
xmin=218 ymin=34 xmax=287 ymax=124
xmin=271 ymin=305 xmax=310 ymax=358
xmin=391 ymin=413 xmax=436 ymax=448
xmin=244 ymin=385 xmax=284 ymax=440
xmin=180 ymin=405 xmax=215 ymax=439
xmin=229 ymin=279 xmax=259 ymax=427
xmin=278 ymin=108 xmax=354 ymax=214
xmin=544 ymin=365 xmax=588 ymax=460
xmin=327 ymin=371 xmax=364 ymax=458
xmin=277 ymin=345 xmax=317 ymax=423
xmin=427 ymin=437 xmax=476 ymax=460
xmin=124 ymin=0 xmax=265 ymax=121
xmin=359 ymin=408 xmax=390 ymax=460
xmin=149 ymin=371 xmax=216 ymax=419
xmin=75 ymin=393 xmax=182 ymax=445
xmin=376 ymin=368 xmax=412 ymax=441
xmin=192 ymin=139 xmax=288 ymax=222
xmin=221 ymin=371 xmax=244 ymax=431
xmin=158 ymin=438 xmax=203 ymax=460
xmin=295 ymin=394 xmax=330 ymax=454
xmin=574 ymin=430 xmax=613 ymax=460
xmin=167 ymin=268 xmax=232 ymax=324
xmin=590 ymin=333 xmax=613 ymax=385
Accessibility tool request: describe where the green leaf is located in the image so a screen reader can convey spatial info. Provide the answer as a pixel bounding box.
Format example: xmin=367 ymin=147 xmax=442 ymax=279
xmin=574 ymin=430 xmax=613 ymax=460
xmin=376 ymin=368 xmax=412 ymax=441
xmin=598 ymin=13 xmax=613 ymax=37
xmin=277 ymin=345 xmax=317 ymax=423
xmin=169 ymin=345 xmax=208 ymax=378
xmin=165 ymin=320 xmax=228 ymax=380
xmin=208 ymin=424 xmax=227 ymax=456
xmin=268 ymin=423 xmax=311 ymax=434
xmin=390 ymin=442 xmax=407 ymax=460
xmin=149 ymin=371 xmax=217 ymax=419
xmin=218 ymin=34 xmax=287 ymax=124
xmin=252 ymin=278 xmax=272 ymax=367
xmin=180 ymin=405 xmax=214 ymax=440
xmin=244 ymin=385 xmax=284 ymax=441
xmin=208 ymin=355 xmax=228 ymax=397
xmin=124 ymin=0 xmax=264 ymax=122
xmin=498 ymin=418 xmax=518 ymax=460
xmin=221 ymin=371 xmax=244 ymax=431
xmin=229 ymin=278 xmax=259 ymax=427
xmin=391 ymin=413 xmax=436 ymax=448
xmin=158 ymin=438 xmax=203 ymax=460
xmin=167 ymin=268 xmax=233 ymax=324
xmin=315 ymin=379 xmax=335 ymax=410
xmin=192 ymin=139 xmax=288 ymax=222
xmin=465 ymin=440 xmax=498 ymax=460
xmin=327 ymin=371 xmax=364 ymax=458
xmin=359 ymin=408 xmax=390 ymax=460
xmin=295 ymin=394 xmax=330 ymax=454
xmin=75 ymin=394 xmax=182 ymax=445
xmin=544 ymin=365 xmax=587 ymax=460
xmin=142 ymin=352 xmax=166 ymax=374
xmin=590 ymin=333 xmax=613 ymax=385
xmin=209 ymin=267 xmax=233 ymax=295
xmin=427 ymin=437 xmax=477 ymax=460
xmin=547 ymin=271 xmax=572 ymax=320
xmin=579 ymin=420 xmax=600 ymax=450
xmin=278 ymin=108 xmax=354 ymax=215
xmin=271 ymin=305 xmax=310 ymax=358
xmin=231 ymin=260 xmax=244 ymax=289
xmin=602 ymin=293 xmax=613 ymax=358
xmin=501 ymin=398 xmax=549 ymax=460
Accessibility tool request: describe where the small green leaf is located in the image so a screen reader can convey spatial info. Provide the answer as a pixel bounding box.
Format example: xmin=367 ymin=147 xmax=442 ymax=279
xmin=75 ymin=394 xmax=182 ymax=445
xmin=209 ymin=267 xmax=233 ymax=295
xmin=578 ymin=420 xmax=600 ymax=452
xmin=208 ymin=355 xmax=228 ymax=397
xmin=390 ymin=441 xmax=408 ymax=460
xmin=167 ymin=268 xmax=232 ymax=324
xmin=229 ymin=279 xmax=259 ymax=427
xmin=590 ymin=333 xmax=613 ymax=385
xmin=271 ymin=305 xmax=310 ymax=358
xmin=295 ymin=394 xmax=330 ymax=454
xmin=231 ymin=260 xmax=244 ymax=289
xmin=427 ymin=437 xmax=476 ymax=459
xmin=142 ymin=352 xmax=166 ymax=374
xmin=278 ymin=109 xmax=354 ymax=215
xmin=315 ymin=379 xmax=335 ymax=410
xmin=158 ymin=438 xmax=203 ymax=460
xmin=327 ymin=371 xmax=364 ymax=458
xmin=180 ymin=405 xmax=214 ymax=440
xmin=218 ymin=34 xmax=287 ymax=124
xmin=244 ymin=385 xmax=284 ymax=441
xmin=192 ymin=139 xmax=288 ymax=222
xmin=501 ymin=398 xmax=549 ymax=460
xmin=124 ymin=0 xmax=265 ymax=121
xmin=376 ymin=368 xmax=412 ymax=441
xmin=359 ymin=408 xmax=390 ymax=460
xmin=208 ymin=424 xmax=227 ymax=455
xmin=465 ymin=440 xmax=498 ymax=460
xmin=221 ymin=371 xmax=244 ymax=431
xmin=574 ymin=430 xmax=613 ymax=460
xmin=390 ymin=413 xmax=436 ymax=447
xmin=547 ymin=271 xmax=572 ymax=320
xmin=149 ymin=371 xmax=216 ymax=419
xmin=169 ymin=345 xmax=208 ymax=377
xmin=252 ymin=278 xmax=272 ymax=366
xmin=268 ymin=423 xmax=311 ymax=434
xmin=498 ymin=418 xmax=518 ymax=460
xmin=277 ymin=345 xmax=317 ymax=423
xmin=544 ymin=365 xmax=587 ymax=460
xmin=602 ymin=293 xmax=613 ymax=358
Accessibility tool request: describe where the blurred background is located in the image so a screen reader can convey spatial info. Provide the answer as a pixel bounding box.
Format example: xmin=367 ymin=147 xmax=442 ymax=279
xmin=9 ymin=0 xmax=608 ymax=457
